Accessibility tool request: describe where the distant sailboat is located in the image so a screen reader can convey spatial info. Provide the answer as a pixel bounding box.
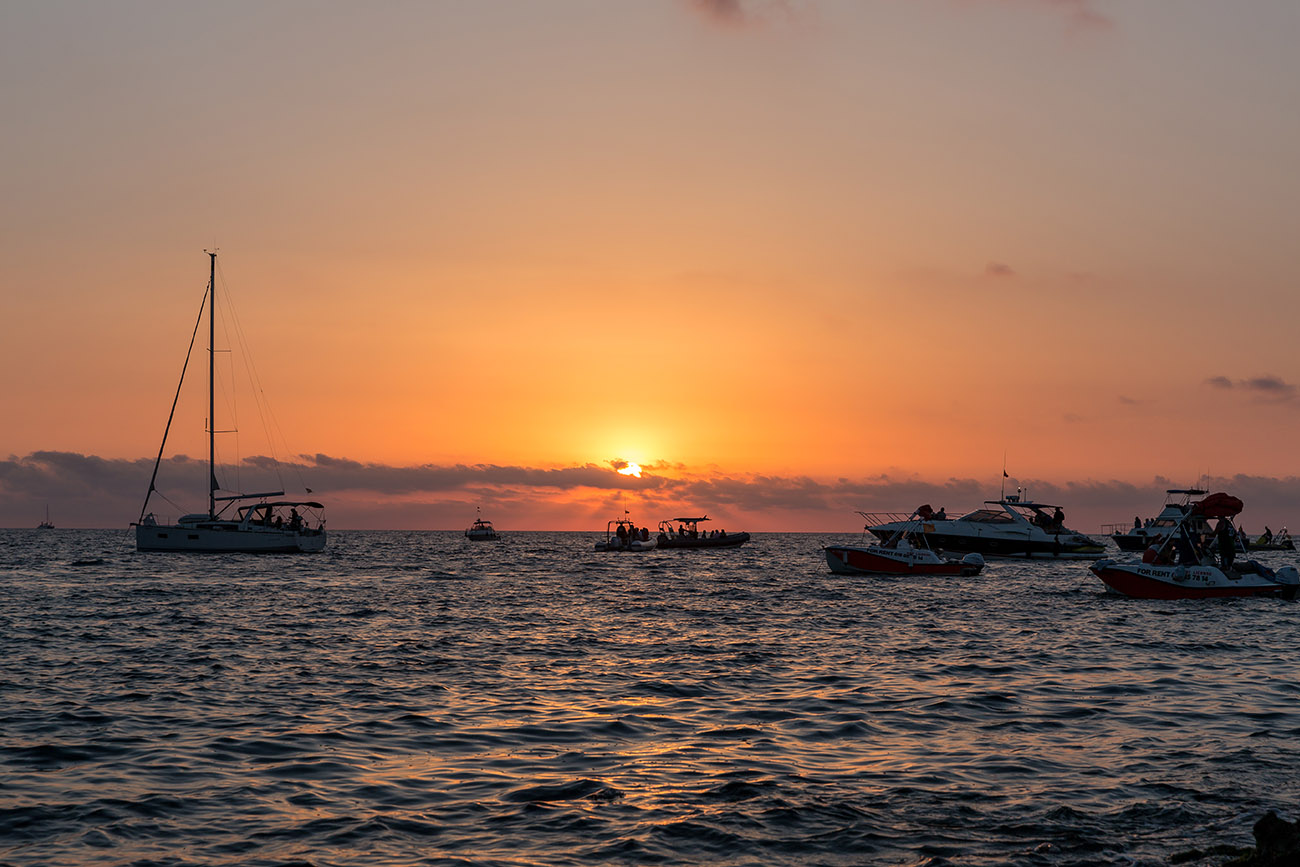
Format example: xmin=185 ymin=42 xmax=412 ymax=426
xmin=37 ymin=506 xmax=54 ymax=530
xmin=132 ymin=252 xmax=326 ymax=553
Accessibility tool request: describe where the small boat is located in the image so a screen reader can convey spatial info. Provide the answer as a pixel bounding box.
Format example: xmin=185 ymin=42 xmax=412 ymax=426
xmin=594 ymin=518 xmax=657 ymax=552
xmin=132 ymin=252 xmax=326 ymax=553
xmin=825 ymin=507 xmax=985 ymax=576
xmin=37 ymin=506 xmax=54 ymax=530
xmin=465 ymin=510 xmax=499 ymax=541
xmin=655 ymin=516 xmax=749 ymax=549
xmin=1103 ymin=488 xmax=1207 ymax=552
xmin=865 ymin=495 xmax=1104 ymax=560
xmin=1241 ymin=526 xmax=1294 ymax=551
xmin=1090 ymin=492 xmax=1300 ymax=599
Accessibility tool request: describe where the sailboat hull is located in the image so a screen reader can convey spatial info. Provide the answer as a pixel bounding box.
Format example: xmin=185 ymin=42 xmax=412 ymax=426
xmin=135 ymin=523 xmax=326 ymax=553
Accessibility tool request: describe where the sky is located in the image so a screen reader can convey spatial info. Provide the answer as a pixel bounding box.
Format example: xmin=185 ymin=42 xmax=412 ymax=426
xmin=4 ymin=0 xmax=1300 ymax=531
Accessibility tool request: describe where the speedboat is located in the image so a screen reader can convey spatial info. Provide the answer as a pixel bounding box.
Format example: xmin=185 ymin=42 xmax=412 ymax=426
xmin=594 ymin=518 xmax=657 ymax=552
xmin=1242 ymin=526 xmax=1294 ymax=551
xmin=826 ymin=507 xmax=985 ymax=576
xmin=865 ymin=495 xmax=1104 ymax=560
xmin=465 ymin=509 xmax=499 ymax=541
xmin=1090 ymin=492 xmax=1299 ymax=599
xmin=656 ymin=516 xmax=750 ymax=549
xmin=1103 ymin=488 xmax=1207 ymax=552
xmin=132 ymin=252 xmax=326 ymax=553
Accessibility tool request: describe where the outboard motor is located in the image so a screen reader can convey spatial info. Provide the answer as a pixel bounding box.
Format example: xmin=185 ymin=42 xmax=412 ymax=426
xmin=1273 ymin=565 xmax=1299 ymax=600
xmin=960 ymin=552 xmax=985 ymax=576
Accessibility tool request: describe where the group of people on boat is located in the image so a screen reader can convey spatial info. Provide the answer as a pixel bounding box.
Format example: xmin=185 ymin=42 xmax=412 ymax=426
xmin=1033 ymin=507 xmax=1066 ymax=532
xmin=1143 ymin=517 xmax=1240 ymax=569
xmin=1239 ymin=525 xmax=1281 ymax=546
xmin=661 ymin=525 xmax=729 ymax=541
xmin=259 ymin=507 xmax=304 ymax=531
xmin=615 ymin=523 xmax=651 ymax=546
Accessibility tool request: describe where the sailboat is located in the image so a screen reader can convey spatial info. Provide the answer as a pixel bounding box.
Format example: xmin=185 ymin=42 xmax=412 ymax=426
xmin=37 ymin=506 xmax=54 ymax=530
xmin=133 ymin=252 xmax=326 ymax=553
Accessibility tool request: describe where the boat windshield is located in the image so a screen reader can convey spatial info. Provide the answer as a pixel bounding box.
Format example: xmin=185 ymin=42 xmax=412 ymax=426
xmin=956 ymin=508 xmax=1016 ymax=524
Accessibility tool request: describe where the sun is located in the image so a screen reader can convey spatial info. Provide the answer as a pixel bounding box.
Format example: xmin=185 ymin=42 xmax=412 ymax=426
xmin=617 ymin=462 xmax=642 ymax=478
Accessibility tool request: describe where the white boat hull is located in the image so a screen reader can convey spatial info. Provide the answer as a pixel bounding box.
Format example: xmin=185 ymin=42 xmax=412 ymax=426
xmin=1090 ymin=558 xmax=1299 ymax=600
xmin=594 ymin=538 xmax=657 ymax=552
xmin=135 ymin=523 xmax=326 ymax=553
xmin=825 ymin=545 xmax=984 ymax=576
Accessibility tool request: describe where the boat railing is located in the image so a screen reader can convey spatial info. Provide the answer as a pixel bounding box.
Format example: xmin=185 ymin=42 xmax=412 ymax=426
xmin=855 ymin=511 xmax=923 ymax=529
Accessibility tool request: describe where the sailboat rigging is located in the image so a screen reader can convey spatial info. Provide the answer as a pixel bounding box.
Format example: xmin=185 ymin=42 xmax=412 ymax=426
xmin=133 ymin=252 xmax=326 ymax=553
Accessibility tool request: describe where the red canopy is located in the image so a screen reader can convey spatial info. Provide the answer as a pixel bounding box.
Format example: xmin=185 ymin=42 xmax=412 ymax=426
xmin=917 ymin=504 xmax=934 ymax=519
xmin=1194 ymin=492 xmax=1243 ymax=518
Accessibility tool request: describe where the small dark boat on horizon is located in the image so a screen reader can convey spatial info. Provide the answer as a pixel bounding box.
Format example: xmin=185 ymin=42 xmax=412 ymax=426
xmin=656 ymin=516 xmax=749 ymax=549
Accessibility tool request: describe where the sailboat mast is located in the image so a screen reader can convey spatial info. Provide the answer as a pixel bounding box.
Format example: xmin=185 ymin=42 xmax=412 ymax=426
xmin=208 ymin=250 xmax=217 ymax=520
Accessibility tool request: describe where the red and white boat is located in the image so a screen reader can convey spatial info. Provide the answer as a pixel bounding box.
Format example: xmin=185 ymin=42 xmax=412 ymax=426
xmin=1090 ymin=492 xmax=1299 ymax=600
xmin=826 ymin=507 xmax=985 ymax=577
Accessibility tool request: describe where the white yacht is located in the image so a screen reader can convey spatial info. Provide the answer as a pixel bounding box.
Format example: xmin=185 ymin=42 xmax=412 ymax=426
xmin=864 ymin=495 xmax=1104 ymax=560
xmin=1103 ymin=488 xmax=1207 ymax=552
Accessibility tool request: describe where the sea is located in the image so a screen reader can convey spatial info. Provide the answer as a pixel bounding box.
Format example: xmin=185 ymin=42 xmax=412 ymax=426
xmin=2 ymin=529 xmax=1297 ymax=867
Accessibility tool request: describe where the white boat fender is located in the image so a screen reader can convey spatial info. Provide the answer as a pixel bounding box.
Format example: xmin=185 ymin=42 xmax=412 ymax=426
xmin=1172 ymin=565 xmax=1189 ymax=582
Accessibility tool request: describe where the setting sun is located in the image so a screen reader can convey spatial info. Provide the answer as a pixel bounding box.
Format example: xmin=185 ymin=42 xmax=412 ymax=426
xmin=617 ymin=462 xmax=642 ymax=478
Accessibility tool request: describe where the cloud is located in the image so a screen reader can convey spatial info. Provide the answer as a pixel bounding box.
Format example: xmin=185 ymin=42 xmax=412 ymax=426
xmin=984 ymin=261 xmax=1015 ymax=278
xmin=994 ymin=0 xmax=1115 ymax=33
xmin=1244 ymin=375 xmax=1297 ymax=398
xmin=685 ymin=0 xmax=803 ymax=28
xmin=5 ymin=452 xmax=1300 ymax=533
xmin=689 ymin=0 xmax=747 ymax=25
xmin=1043 ymin=0 xmax=1114 ymax=32
xmin=1203 ymin=374 xmax=1297 ymax=401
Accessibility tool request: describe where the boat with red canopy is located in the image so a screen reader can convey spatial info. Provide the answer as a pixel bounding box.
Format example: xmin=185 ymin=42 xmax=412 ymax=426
xmin=1090 ymin=492 xmax=1299 ymax=599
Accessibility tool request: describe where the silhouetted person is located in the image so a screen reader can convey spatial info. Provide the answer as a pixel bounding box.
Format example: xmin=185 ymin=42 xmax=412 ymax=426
xmin=1217 ymin=519 xmax=1236 ymax=571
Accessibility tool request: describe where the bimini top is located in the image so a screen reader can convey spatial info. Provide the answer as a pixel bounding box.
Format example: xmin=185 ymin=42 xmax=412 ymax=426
xmin=242 ymin=501 xmax=325 ymax=510
xmin=1192 ymin=492 xmax=1243 ymax=518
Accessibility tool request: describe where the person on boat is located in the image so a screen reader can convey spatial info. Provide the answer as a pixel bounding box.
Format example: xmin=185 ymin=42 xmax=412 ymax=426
xmin=640 ymin=527 xmax=650 ymax=542
xmin=1217 ymin=519 xmax=1236 ymax=570
xmin=934 ymin=507 xmax=946 ymax=520
xmin=273 ymin=515 xmax=283 ymax=529
xmin=290 ymin=508 xmax=302 ymax=531
xmin=1051 ymin=507 xmax=1065 ymax=529
xmin=616 ymin=523 xmax=629 ymax=546
xmin=1262 ymin=526 xmax=1274 ymax=545
xmin=1133 ymin=516 xmax=1142 ymax=530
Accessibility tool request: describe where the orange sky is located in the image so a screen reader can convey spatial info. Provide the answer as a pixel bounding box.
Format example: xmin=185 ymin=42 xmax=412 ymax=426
xmin=4 ymin=1 xmax=1300 ymax=530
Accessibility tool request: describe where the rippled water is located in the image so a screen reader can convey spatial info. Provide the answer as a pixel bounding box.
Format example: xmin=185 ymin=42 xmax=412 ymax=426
xmin=2 ymin=529 xmax=1298 ymax=866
